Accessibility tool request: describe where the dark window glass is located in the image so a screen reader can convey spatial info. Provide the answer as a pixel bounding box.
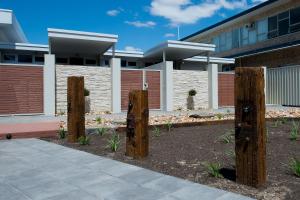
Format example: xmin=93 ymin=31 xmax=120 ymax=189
xmin=18 ymin=55 xmax=32 ymax=63
xmin=121 ymin=60 xmax=127 ymax=67
xmin=3 ymin=54 xmax=16 ymax=62
xmin=290 ymin=7 xmax=300 ymax=25
xmin=279 ymin=19 xmax=289 ymax=36
xmin=128 ymin=62 xmax=136 ymax=67
xmin=85 ymin=59 xmax=96 ymax=65
xmin=145 ymin=62 xmax=153 ymax=67
xmin=56 ymin=57 xmax=68 ymax=64
xmin=268 ymin=16 xmax=278 ymax=31
xmin=290 ymin=23 xmax=300 ymax=33
xmin=232 ymin=29 xmax=239 ymax=48
xmin=278 ymin=11 xmax=289 ymax=20
xmin=35 ymin=56 xmax=44 ymax=63
xmin=104 ymin=60 xmax=109 ymax=65
xmin=70 ymin=57 xmax=84 ymax=65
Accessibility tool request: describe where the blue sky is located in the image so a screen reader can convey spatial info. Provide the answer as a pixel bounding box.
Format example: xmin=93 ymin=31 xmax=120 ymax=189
xmin=0 ymin=0 xmax=266 ymax=51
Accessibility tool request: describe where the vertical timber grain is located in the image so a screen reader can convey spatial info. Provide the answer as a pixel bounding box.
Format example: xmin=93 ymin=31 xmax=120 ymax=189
xmin=126 ymin=90 xmax=149 ymax=159
xmin=67 ymin=76 xmax=85 ymax=143
xmin=235 ymin=67 xmax=266 ymax=188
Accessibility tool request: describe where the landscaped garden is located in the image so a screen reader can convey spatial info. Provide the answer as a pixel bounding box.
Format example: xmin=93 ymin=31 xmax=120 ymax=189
xmin=45 ymin=117 xmax=300 ymax=200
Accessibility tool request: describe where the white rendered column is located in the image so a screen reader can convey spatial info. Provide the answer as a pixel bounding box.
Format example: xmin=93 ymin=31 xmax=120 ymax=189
xmin=163 ymin=61 xmax=173 ymax=112
xmin=44 ymin=54 xmax=56 ymax=116
xmin=110 ymin=58 xmax=121 ymax=113
xmin=208 ymin=63 xmax=218 ymax=109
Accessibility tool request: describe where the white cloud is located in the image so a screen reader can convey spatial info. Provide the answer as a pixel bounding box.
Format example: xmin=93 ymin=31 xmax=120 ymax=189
xmin=107 ymin=9 xmax=120 ymax=16
xmin=125 ymin=21 xmax=156 ymax=28
xmin=124 ymin=46 xmax=142 ymax=52
xmin=165 ymin=33 xmax=176 ymax=37
xmin=150 ymin=0 xmax=248 ymax=26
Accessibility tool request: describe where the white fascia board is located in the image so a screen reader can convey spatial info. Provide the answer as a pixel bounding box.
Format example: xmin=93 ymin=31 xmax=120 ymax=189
xmin=48 ymin=28 xmax=118 ymax=43
xmin=0 ymin=9 xmax=12 ymax=24
xmin=185 ymin=56 xmax=235 ymax=64
xmin=12 ymin=14 xmax=28 ymax=43
xmin=0 ymin=42 xmax=49 ymax=52
xmin=104 ymin=50 xmax=144 ymax=58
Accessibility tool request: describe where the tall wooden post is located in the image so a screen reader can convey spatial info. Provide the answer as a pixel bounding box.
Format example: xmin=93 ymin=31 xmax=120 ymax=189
xmin=126 ymin=90 xmax=149 ymax=159
xmin=235 ymin=67 xmax=266 ymax=188
xmin=67 ymin=76 xmax=85 ymax=143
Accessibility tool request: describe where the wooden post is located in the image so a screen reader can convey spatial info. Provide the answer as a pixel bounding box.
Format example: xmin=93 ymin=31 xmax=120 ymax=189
xmin=67 ymin=76 xmax=85 ymax=143
xmin=235 ymin=67 xmax=266 ymax=188
xmin=126 ymin=90 xmax=149 ymax=159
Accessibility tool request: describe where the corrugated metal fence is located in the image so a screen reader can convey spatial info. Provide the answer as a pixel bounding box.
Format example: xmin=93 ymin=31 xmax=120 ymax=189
xmin=267 ymin=65 xmax=300 ymax=106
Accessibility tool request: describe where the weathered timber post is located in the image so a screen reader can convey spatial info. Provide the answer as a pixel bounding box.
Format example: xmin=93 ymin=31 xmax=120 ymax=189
xmin=235 ymin=67 xmax=266 ymax=188
xmin=126 ymin=90 xmax=149 ymax=159
xmin=67 ymin=76 xmax=85 ymax=143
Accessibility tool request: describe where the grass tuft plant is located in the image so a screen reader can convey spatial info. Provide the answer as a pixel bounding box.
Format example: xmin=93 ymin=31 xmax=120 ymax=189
xmin=96 ymin=127 xmax=107 ymax=136
xmin=166 ymin=121 xmax=173 ymax=132
xmin=58 ymin=125 xmax=66 ymax=139
xmin=95 ymin=116 xmax=102 ymax=124
xmin=219 ymin=129 xmax=234 ymax=144
xmin=153 ymin=126 xmax=161 ymax=137
xmin=107 ymin=132 xmax=121 ymax=152
xmin=289 ymin=158 xmax=300 ymax=177
xmin=203 ymin=162 xmax=223 ymax=178
xmin=216 ymin=113 xmax=224 ymax=120
xmin=225 ymin=150 xmax=236 ymax=160
xmin=290 ymin=121 xmax=299 ymax=141
xmin=78 ymin=136 xmax=90 ymax=145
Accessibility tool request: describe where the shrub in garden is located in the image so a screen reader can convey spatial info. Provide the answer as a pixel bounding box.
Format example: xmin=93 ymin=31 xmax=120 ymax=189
xmin=188 ymin=89 xmax=197 ymax=96
xmin=58 ymin=125 xmax=66 ymax=139
xmin=96 ymin=127 xmax=107 ymax=136
xmin=78 ymin=136 xmax=90 ymax=145
xmin=290 ymin=121 xmax=299 ymax=141
xmin=96 ymin=117 xmax=102 ymax=124
xmin=153 ymin=126 xmax=160 ymax=137
xmin=203 ymin=162 xmax=223 ymax=178
xmin=84 ymin=88 xmax=90 ymax=96
xmin=216 ymin=113 xmax=224 ymax=120
xmin=289 ymin=158 xmax=300 ymax=177
xmin=107 ymin=132 xmax=120 ymax=152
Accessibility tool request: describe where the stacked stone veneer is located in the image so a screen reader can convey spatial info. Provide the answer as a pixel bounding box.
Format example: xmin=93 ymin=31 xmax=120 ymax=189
xmin=173 ymin=70 xmax=208 ymax=110
xmin=56 ymin=65 xmax=111 ymax=113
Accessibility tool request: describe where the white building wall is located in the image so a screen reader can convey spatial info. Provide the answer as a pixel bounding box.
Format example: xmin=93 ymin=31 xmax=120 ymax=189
xmin=56 ymin=65 xmax=111 ymax=113
xmin=173 ymin=70 xmax=209 ymax=110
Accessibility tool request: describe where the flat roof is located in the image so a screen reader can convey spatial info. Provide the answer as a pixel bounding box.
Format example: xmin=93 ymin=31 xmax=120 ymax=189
xmin=144 ymin=40 xmax=215 ymax=61
xmin=0 ymin=42 xmax=48 ymax=52
xmin=48 ymin=28 xmax=118 ymax=56
xmin=181 ymin=0 xmax=281 ymax=41
xmin=185 ymin=56 xmax=235 ymax=64
xmin=104 ymin=50 xmax=144 ymax=58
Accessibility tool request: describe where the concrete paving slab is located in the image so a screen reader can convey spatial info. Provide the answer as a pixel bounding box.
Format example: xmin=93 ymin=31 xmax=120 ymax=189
xmin=0 ymin=138 xmax=255 ymax=200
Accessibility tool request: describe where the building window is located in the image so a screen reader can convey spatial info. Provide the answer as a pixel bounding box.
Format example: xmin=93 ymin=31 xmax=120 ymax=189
xmin=290 ymin=6 xmax=300 ymax=33
xmin=85 ymin=59 xmax=96 ymax=65
xmin=56 ymin=57 xmax=68 ymax=65
xmin=278 ymin=11 xmax=290 ymax=36
xmin=257 ymin=19 xmax=268 ymax=41
xmin=34 ymin=56 xmax=44 ymax=64
xmin=232 ymin=28 xmax=240 ymax=49
xmin=18 ymin=55 xmax=32 ymax=63
xmin=104 ymin=60 xmax=109 ymax=66
xmin=3 ymin=54 xmax=16 ymax=63
xmin=241 ymin=26 xmax=249 ymax=46
xmin=212 ymin=36 xmax=219 ymax=52
xmin=219 ymin=32 xmax=226 ymax=51
xmin=128 ymin=62 xmax=137 ymax=67
xmin=70 ymin=57 xmax=84 ymax=65
xmin=268 ymin=15 xmax=278 ymax=38
xmin=225 ymin=31 xmax=232 ymax=50
xmin=121 ymin=60 xmax=127 ymax=67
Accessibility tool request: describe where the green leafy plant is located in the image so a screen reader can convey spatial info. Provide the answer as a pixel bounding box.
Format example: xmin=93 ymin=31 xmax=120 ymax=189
xmin=58 ymin=125 xmax=66 ymax=139
xmin=166 ymin=121 xmax=173 ymax=132
xmin=289 ymin=158 xmax=300 ymax=177
xmin=95 ymin=116 xmax=102 ymax=124
xmin=78 ymin=136 xmax=90 ymax=145
xmin=290 ymin=121 xmax=299 ymax=141
xmin=96 ymin=127 xmax=107 ymax=136
xmin=84 ymin=88 xmax=90 ymax=96
xmin=280 ymin=117 xmax=288 ymax=124
xmin=153 ymin=126 xmax=161 ymax=137
xmin=216 ymin=113 xmax=224 ymax=120
xmin=272 ymin=119 xmax=282 ymax=128
xmin=225 ymin=150 xmax=236 ymax=160
xmin=219 ymin=129 xmax=234 ymax=144
xmin=188 ymin=89 xmax=197 ymax=96
xmin=107 ymin=132 xmax=121 ymax=152
xmin=57 ymin=110 xmax=65 ymax=116
xmin=203 ymin=162 xmax=223 ymax=178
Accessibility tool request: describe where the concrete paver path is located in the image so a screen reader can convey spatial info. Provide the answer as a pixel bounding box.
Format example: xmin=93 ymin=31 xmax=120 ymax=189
xmin=0 ymin=139 xmax=254 ymax=200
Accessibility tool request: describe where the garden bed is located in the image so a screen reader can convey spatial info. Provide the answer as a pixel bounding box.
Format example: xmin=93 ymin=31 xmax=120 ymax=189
xmin=44 ymin=119 xmax=300 ymax=200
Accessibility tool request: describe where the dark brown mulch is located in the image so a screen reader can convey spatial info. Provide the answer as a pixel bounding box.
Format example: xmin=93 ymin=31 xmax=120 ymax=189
xmin=44 ymin=120 xmax=300 ymax=200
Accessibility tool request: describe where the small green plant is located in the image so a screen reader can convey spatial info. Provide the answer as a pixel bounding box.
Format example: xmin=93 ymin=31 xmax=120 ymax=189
xmin=216 ymin=113 xmax=224 ymax=120
xmin=96 ymin=127 xmax=107 ymax=136
xmin=272 ymin=119 xmax=282 ymax=128
xmin=95 ymin=116 xmax=102 ymax=124
xmin=84 ymin=88 xmax=90 ymax=96
xmin=78 ymin=136 xmax=90 ymax=145
xmin=153 ymin=126 xmax=161 ymax=137
xmin=225 ymin=150 xmax=236 ymax=160
xmin=266 ymin=128 xmax=270 ymax=143
xmin=107 ymin=132 xmax=121 ymax=152
xmin=226 ymin=109 xmax=231 ymax=114
xmin=166 ymin=121 xmax=173 ymax=132
xmin=204 ymin=162 xmax=223 ymax=178
xmin=57 ymin=110 xmax=65 ymax=116
xmin=280 ymin=117 xmax=288 ymax=124
xmin=290 ymin=121 xmax=299 ymax=141
xmin=188 ymin=89 xmax=197 ymax=96
xmin=219 ymin=129 xmax=234 ymax=144
xmin=58 ymin=125 xmax=66 ymax=139
xmin=289 ymin=158 xmax=300 ymax=177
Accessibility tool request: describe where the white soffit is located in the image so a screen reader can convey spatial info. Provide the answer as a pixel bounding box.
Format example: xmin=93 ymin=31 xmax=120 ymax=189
xmin=104 ymin=50 xmax=144 ymax=58
xmin=185 ymin=56 xmax=235 ymax=64
xmin=0 ymin=42 xmax=49 ymax=52
xmin=144 ymin=40 xmax=215 ymax=61
xmin=48 ymin=28 xmax=118 ymax=56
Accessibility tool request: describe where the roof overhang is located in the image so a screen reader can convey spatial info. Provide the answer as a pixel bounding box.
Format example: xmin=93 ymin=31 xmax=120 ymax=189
xmin=184 ymin=56 xmax=235 ymax=64
xmin=104 ymin=50 xmax=144 ymax=58
xmin=144 ymin=40 xmax=215 ymax=61
xmin=0 ymin=42 xmax=48 ymax=52
xmin=0 ymin=9 xmax=27 ymax=43
xmin=48 ymin=28 xmax=118 ymax=56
